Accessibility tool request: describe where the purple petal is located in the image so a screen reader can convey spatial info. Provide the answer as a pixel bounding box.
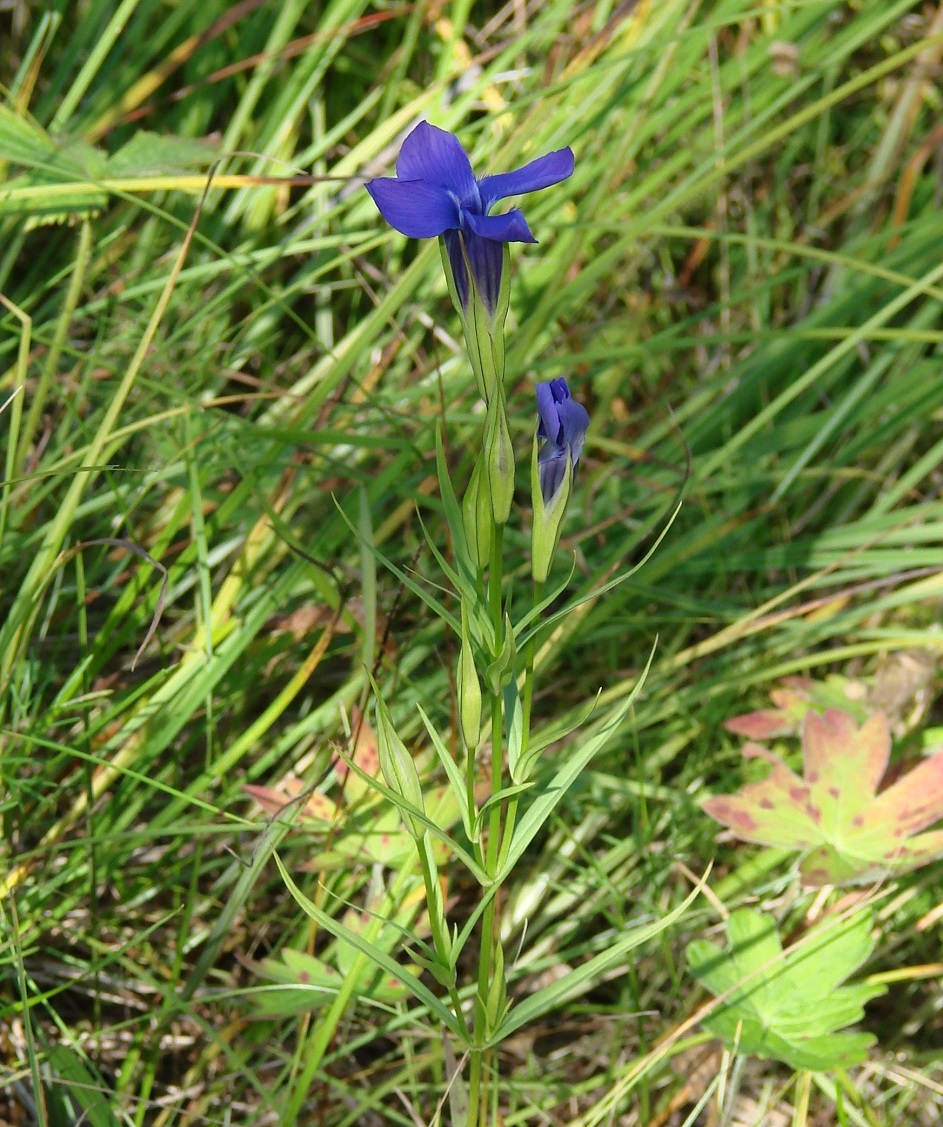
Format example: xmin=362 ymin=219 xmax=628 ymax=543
xmin=535 ymin=382 xmax=561 ymax=443
xmin=445 ymin=229 xmax=504 ymax=314
xmin=479 ymin=148 xmax=575 ymax=211
xmin=537 ymin=448 xmax=568 ymax=505
xmin=556 ymin=398 xmax=590 ymax=465
xmin=396 ymin=121 xmax=479 ymax=208
xmin=548 ymin=377 xmax=571 ymax=402
xmin=464 ymin=208 xmax=536 ymax=244
xmin=443 ymin=230 xmax=469 ymax=311
xmin=366 ymin=177 xmax=460 ymax=238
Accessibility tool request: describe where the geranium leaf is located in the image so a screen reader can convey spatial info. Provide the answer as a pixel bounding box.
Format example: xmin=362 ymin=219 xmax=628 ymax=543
xmin=687 ymin=909 xmax=885 ymax=1072
xmin=725 ymin=675 xmax=867 ymax=739
xmin=704 ymin=707 xmax=943 ymax=885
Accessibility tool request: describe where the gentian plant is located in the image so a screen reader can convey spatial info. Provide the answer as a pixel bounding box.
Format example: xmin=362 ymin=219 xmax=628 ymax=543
xmin=361 ymin=120 xmax=667 ymax=1127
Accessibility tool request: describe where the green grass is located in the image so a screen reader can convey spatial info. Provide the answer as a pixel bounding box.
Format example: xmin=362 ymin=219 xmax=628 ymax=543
xmin=2 ymin=0 xmax=943 ymax=1123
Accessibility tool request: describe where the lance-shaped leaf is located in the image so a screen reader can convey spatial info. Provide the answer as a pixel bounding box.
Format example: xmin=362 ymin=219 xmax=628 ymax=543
xmin=687 ymin=908 xmax=885 ymax=1072
xmin=704 ymin=708 xmax=943 ymax=885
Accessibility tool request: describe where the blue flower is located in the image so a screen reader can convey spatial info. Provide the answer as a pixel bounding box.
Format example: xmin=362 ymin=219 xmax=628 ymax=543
xmin=535 ymin=378 xmax=589 ymax=503
xmin=366 ymin=121 xmax=574 ymax=314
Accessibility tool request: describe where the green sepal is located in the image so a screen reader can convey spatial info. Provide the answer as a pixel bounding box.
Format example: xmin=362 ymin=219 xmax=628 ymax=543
xmin=418 ymin=702 xmax=479 ymax=844
xmin=462 ymin=454 xmax=492 ymax=571
xmin=438 ymin=237 xmax=510 ymax=403
xmin=505 ymin=680 xmax=525 ymax=782
xmin=370 ymin=674 xmax=426 ymax=840
xmin=416 ymin=830 xmax=456 ymax=981
xmin=485 ymin=612 xmax=516 ymax=695
xmin=438 ymin=236 xmax=465 ymax=322
xmin=485 ymin=938 xmax=509 ymax=1038
xmin=406 ymin=948 xmax=458 ymax=990
xmin=531 ymin=435 xmax=573 ymax=582
xmin=507 ymin=679 xmax=543 ymax=784
xmin=435 ymin=423 xmax=477 ymax=580
xmin=484 ymin=383 xmax=514 ymax=525
xmin=474 ymin=780 xmax=534 ymax=840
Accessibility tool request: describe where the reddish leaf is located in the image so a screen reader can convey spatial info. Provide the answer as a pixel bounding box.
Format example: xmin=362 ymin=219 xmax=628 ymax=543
xmin=244 ymin=778 xmax=337 ymax=823
xmin=704 ymin=707 xmax=943 ymax=886
xmin=725 ymin=675 xmax=867 ymax=740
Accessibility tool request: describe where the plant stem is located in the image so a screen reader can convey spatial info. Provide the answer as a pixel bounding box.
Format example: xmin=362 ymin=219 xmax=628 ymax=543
xmin=498 ymin=580 xmax=542 ymax=872
xmin=468 ymin=521 xmax=506 ymax=1127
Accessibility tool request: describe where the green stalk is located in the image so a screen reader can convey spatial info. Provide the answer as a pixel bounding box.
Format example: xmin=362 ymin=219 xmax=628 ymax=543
xmin=487 ymin=523 xmax=506 ymax=875
xmin=466 ymin=564 xmax=486 ymax=861
xmin=468 ymin=522 xmax=505 ymax=1127
xmin=17 ymin=219 xmax=92 ymax=479
xmin=498 ymin=579 xmax=542 ymax=872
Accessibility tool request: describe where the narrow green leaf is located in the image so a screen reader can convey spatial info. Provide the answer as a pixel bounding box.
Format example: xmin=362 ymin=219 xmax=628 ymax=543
xmin=275 ymin=855 xmax=464 ymax=1037
xmin=45 ymin=1044 xmax=120 ymax=1127
xmin=496 ymin=642 xmax=655 ymax=881
xmin=494 ymin=872 xmax=704 ymax=1045
xmin=417 ymin=703 xmax=477 ymax=844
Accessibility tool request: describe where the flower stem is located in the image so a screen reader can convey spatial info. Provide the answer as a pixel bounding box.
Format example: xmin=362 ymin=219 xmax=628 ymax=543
xmin=468 ymin=522 xmax=505 ymax=1126
xmin=498 ymin=580 xmax=542 ymax=872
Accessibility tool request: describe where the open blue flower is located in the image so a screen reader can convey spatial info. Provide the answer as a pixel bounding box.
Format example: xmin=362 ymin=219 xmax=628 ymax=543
xmin=366 ymin=121 xmax=574 ymax=314
xmin=536 ymin=378 xmax=589 ymax=503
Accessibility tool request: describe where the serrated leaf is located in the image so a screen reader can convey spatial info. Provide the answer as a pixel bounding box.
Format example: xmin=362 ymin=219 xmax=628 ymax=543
xmin=105 ymin=131 xmax=218 ymax=176
xmin=687 ymin=909 xmax=885 ymax=1072
xmin=704 ymin=707 xmax=943 ymax=885
xmin=0 ymin=106 xmax=219 ymax=226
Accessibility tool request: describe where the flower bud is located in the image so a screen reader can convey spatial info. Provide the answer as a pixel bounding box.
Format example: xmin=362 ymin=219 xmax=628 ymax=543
xmin=374 ymin=689 xmax=426 ymax=840
xmin=530 ymin=436 xmax=573 ymax=583
xmin=485 ymin=385 xmax=514 ymax=526
xmin=457 ymin=617 xmax=482 ymax=751
xmin=462 ymin=456 xmax=492 ymax=571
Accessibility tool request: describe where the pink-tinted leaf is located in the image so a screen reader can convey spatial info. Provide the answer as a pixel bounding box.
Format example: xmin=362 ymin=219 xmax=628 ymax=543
xmin=244 ymin=778 xmax=337 ymax=823
xmin=869 ymin=753 xmax=943 ymax=837
xmin=705 ymin=706 xmax=943 ymax=886
xmin=769 ymin=677 xmax=814 ymax=706
xmin=724 ymin=709 xmax=798 ymax=740
xmin=900 ymin=828 xmax=943 ymax=865
xmin=702 ymin=744 xmax=823 ymax=849
xmin=801 ymin=711 xmax=890 ymax=838
xmin=725 ymin=675 xmax=866 ymax=740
